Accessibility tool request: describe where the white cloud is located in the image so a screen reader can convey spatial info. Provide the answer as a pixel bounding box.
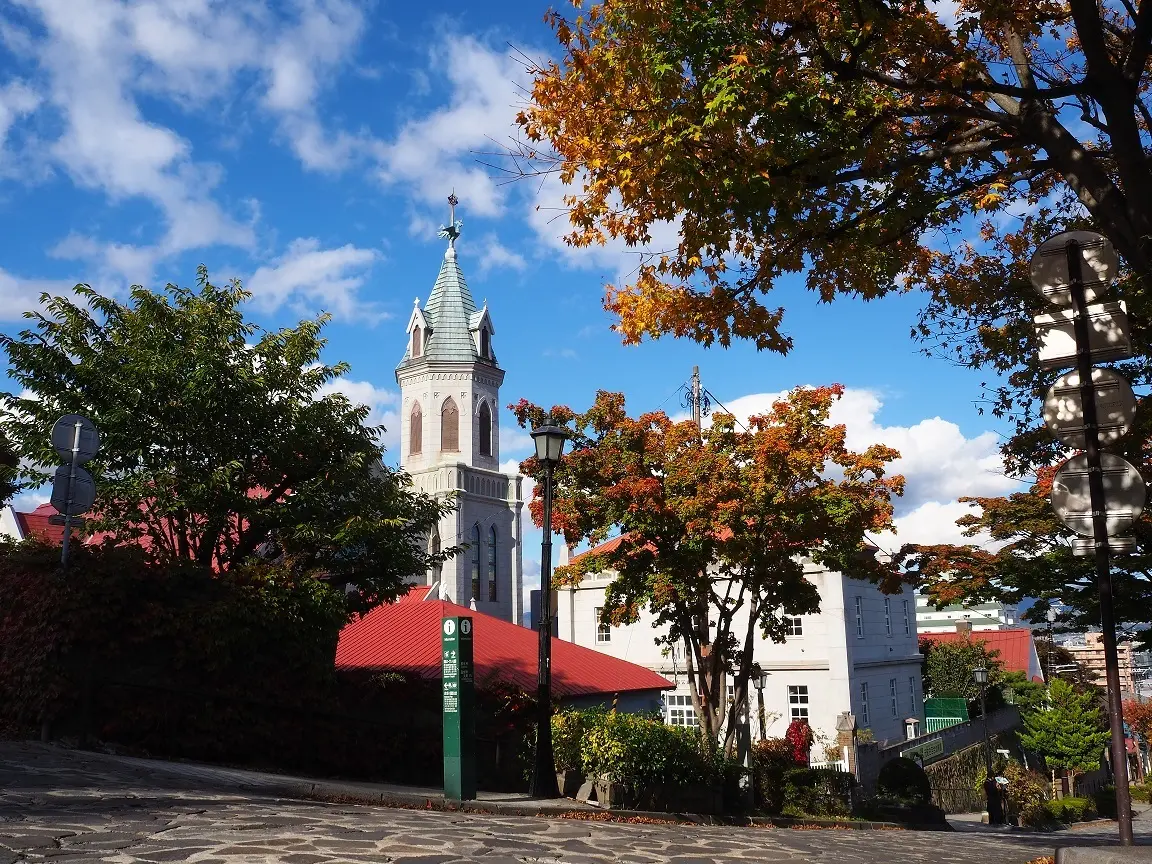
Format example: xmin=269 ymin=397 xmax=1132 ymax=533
xmin=4 ymin=0 xmax=374 ymax=286
xmin=245 ymin=238 xmax=384 ymax=319
xmin=500 ymin=425 xmax=533 ymax=457
xmin=0 ymin=267 xmax=72 ymax=321
xmin=877 ymin=500 xmax=993 ymax=551
xmin=473 ymin=233 xmax=527 ymax=275
xmin=373 ymin=33 xmax=532 ymax=218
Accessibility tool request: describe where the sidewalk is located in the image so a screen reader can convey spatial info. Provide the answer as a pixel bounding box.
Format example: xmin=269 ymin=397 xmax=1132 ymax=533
xmin=947 ymin=801 xmax=1152 ymax=835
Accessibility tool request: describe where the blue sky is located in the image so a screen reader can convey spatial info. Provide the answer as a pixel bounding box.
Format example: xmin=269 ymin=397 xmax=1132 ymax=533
xmin=0 ymin=0 xmax=1029 ymax=586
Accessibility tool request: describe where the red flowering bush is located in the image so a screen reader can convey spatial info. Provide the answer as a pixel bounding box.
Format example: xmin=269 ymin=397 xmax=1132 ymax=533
xmin=785 ymin=719 xmax=815 ymax=766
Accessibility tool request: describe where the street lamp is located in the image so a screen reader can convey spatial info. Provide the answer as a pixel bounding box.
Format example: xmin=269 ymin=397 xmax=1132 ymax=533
xmin=973 ymin=664 xmax=1000 ymax=824
xmin=529 ymin=421 xmax=569 ymax=799
xmin=752 ymin=663 xmax=769 ymax=741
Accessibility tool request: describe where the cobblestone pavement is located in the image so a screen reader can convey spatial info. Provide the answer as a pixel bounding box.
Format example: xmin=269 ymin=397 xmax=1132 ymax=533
xmin=1 ymin=743 xmax=1147 ymax=864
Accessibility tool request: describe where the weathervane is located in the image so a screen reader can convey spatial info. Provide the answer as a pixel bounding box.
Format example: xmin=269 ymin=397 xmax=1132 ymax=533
xmin=438 ymin=191 xmax=463 ymax=247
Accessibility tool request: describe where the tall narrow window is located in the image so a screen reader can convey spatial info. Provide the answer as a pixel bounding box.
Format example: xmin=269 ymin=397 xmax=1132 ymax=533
xmin=903 ymin=599 xmax=910 ymax=635
xmin=890 ymin=678 xmax=899 ymax=717
xmin=884 ymin=598 xmax=892 ymax=637
xmin=411 ymin=325 xmax=422 ymax=358
xmin=788 ymin=685 xmax=810 ymax=720
xmin=429 ymin=524 xmax=441 ymax=585
xmin=441 ymin=397 xmax=459 ymax=451
xmin=488 ymin=525 xmax=498 ymax=602
xmin=409 ymin=402 xmax=422 ymax=455
xmin=861 ymin=681 xmax=870 ymax=725
xmin=471 ymin=524 xmax=482 ymax=601
xmin=909 ymin=675 xmax=916 ymax=706
xmin=478 ymin=402 xmax=492 ymax=457
xmin=595 ymin=607 xmax=611 ymax=643
xmin=855 ymin=596 xmax=864 ymax=638
xmin=480 ymin=328 xmax=490 ymax=358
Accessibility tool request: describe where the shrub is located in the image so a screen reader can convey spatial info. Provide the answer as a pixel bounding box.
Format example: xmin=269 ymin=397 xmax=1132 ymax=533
xmin=976 ymin=760 xmax=1050 ymax=826
xmin=1094 ymin=786 xmax=1117 ymax=819
xmin=583 ymin=712 xmax=715 ymax=791
xmin=1044 ymin=796 xmax=1096 ymax=823
xmin=753 ymin=737 xmax=795 ymax=813
xmin=552 ymin=707 xmax=607 ymax=773
xmin=780 ymin=767 xmax=855 ymax=818
xmin=1130 ymin=783 xmax=1152 ymax=804
xmin=877 ymin=757 xmax=932 ymax=805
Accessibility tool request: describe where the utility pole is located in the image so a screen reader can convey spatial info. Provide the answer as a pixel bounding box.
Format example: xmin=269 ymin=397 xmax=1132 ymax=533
xmin=691 ymin=365 xmax=702 ymax=435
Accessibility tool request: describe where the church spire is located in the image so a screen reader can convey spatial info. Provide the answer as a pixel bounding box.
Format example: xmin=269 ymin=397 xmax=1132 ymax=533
xmin=438 ymin=191 xmax=462 ymax=251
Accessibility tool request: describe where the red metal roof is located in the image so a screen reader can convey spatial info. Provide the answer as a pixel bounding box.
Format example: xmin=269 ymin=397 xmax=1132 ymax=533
xmin=920 ymin=628 xmax=1041 ymax=681
xmin=15 ymin=503 xmax=66 ymax=545
xmin=336 ymin=588 xmax=673 ymax=698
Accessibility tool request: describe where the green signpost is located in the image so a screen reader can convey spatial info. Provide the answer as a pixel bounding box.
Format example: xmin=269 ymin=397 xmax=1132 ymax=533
xmin=442 ymin=616 xmax=476 ymax=801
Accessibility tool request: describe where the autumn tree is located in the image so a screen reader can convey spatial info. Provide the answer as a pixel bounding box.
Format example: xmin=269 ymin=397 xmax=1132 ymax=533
xmin=0 ymin=269 xmax=454 ymax=614
xmin=511 ymin=385 xmax=903 ymax=753
xmin=516 ymin=0 xmax=1152 ymax=354
xmin=1021 ymin=677 xmax=1111 ymax=789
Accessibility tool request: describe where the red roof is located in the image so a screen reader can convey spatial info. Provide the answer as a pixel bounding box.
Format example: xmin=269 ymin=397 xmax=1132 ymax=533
xmin=921 ymin=628 xmax=1042 ymax=681
xmin=336 ymin=586 xmax=673 ymax=698
xmin=15 ymin=503 xmax=66 ymax=545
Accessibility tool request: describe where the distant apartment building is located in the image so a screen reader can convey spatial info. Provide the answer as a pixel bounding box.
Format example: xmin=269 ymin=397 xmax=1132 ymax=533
xmin=915 ymin=590 xmax=1018 ymax=633
xmin=1064 ymin=632 xmax=1138 ymax=694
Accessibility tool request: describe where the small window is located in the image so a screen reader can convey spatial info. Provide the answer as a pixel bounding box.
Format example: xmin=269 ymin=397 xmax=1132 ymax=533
xmin=861 ymin=681 xmax=870 ymax=725
xmin=884 ymin=598 xmax=892 ymax=637
xmin=788 ymin=685 xmax=809 ymax=720
xmin=890 ymin=678 xmax=899 ymax=717
xmin=666 ymin=694 xmax=696 ymax=727
xmin=409 ymin=402 xmax=422 ymax=456
xmin=595 ymin=607 xmax=610 ymax=643
xmin=903 ymin=599 xmax=910 ymax=635
xmin=784 ymin=616 xmax=803 ymax=637
xmin=855 ymin=597 xmax=864 ymax=638
xmin=480 ymin=327 xmax=491 ymax=358
xmin=909 ymin=675 xmax=916 ymax=705
xmin=488 ymin=526 xmax=498 ymax=602
xmin=441 ymin=397 xmax=459 ymax=452
xmin=429 ymin=524 xmax=441 ymax=585
xmin=471 ymin=524 xmax=482 ymax=600
xmin=411 ymin=325 xmax=422 ymax=358
xmin=478 ymin=402 xmax=493 ymax=457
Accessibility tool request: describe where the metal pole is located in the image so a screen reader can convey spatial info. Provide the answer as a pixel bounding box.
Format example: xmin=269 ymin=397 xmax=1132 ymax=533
xmin=691 ymin=366 xmax=702 ymax=434
xmin=530 ymin=460 xmax=559 ymax=798
xmin=980 ymin=684 xmax=992 ymax=777
xmin=1066 ymin=239 xmax=1134 ymax=844
xmin=757 ymin=688 xmax=767 ymax=742
xmin=60 ymin=420 xmax=81 ymax=570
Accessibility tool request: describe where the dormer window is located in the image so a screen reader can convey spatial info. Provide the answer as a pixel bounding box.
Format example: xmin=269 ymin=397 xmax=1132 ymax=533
xmin=411 ymin=325 xmax=423 ymax=358
xmin=480 ymin=327 xmax=490 ymax=359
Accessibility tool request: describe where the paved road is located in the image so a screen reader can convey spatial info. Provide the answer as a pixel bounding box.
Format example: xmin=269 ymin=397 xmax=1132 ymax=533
xmin=0 ymin=742 xmax=1145 ymax=864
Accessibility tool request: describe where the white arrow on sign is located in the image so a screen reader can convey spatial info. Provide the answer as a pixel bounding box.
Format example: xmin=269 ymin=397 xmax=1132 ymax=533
xmin=1043 ymin=368 xmax=1136 ymax=449
xmin=1051 ymin=452 xmax=1146 ymax=538
xmin=1029 ymin=230 xmax=1118 ymax=307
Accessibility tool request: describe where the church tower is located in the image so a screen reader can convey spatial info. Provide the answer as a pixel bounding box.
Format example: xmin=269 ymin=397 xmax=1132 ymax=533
xmin=396 ymin=195 xmax=524 ymax=625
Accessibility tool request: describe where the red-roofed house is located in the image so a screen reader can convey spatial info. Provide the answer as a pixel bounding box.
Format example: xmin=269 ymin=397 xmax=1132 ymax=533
xmin=920 ymin=623 xmax=1045 ymax=682
xmin=0 ymin=502 xmax=68 ymax=545
xmin=338 ymin=585 xmax=673 ymax=711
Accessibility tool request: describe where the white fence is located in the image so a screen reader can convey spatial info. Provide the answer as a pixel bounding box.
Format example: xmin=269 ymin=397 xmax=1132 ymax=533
xmin=810 ymin=759 xmax=848 ymax=772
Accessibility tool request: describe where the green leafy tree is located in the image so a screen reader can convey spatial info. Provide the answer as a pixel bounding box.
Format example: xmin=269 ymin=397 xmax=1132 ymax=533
xmin=919 ymin=636 xmax=1003 ymax=704
xmin=512 ymin=385 xmax=903 ymax=753
xmin=1021 ymin=677 xmax=1110 ymax=789
xmin=0 ymin=268 xmax=454 ymax=614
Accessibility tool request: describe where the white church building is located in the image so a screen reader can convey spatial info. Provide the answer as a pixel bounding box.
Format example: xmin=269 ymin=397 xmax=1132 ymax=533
xmin=395 ymin=212 xmax=525 ymax=624
xmin=555 ymin=545 xmax=925 ymax=748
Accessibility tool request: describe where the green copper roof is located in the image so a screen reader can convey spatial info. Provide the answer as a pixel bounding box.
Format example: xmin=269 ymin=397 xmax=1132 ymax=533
xmin=398 ymin=243 xmax=498 ymax=369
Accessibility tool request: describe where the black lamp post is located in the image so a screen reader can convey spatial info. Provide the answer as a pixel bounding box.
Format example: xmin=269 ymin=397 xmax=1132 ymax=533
xmin=529 ymin=421 xmax=569 ymax=799
xmin=752 ymin=663 xmax=768 ymax=741
xmin=974 ymin=664 xmax=1000 ymax=823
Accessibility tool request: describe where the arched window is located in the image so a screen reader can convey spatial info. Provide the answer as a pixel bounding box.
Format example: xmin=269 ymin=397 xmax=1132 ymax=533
xmin=488 ymin=525 xmax=498 ymax=602
xmin=480 ymin=328 xmax=490 ymax=359
xmin=409 ymin=402 xmax=422 ymax=455
xmin=471 ymin=524 xmax=482 ymax=601
xmin=429 ymin=524 xmax=441 ymax=586
xmin=441 ymin=397 xmax=459 ymax=451
xmin=411 ymin=325 xmax=422 ymax=358
xmin=478 ymin=402 xmax=492 ymax=457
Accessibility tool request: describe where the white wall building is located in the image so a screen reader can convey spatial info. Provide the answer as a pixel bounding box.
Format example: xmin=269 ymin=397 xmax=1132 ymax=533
xmin=395 ymin=217 xmax=524 ymax=624
xmin=556 ymin=545 xmax=924 ymax=748
xmin=915 ymin=591 xmax=1018 ymax=633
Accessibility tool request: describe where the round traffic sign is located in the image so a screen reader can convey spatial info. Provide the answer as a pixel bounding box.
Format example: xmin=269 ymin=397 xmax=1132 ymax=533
xmin=1030 ymin=230 xmax=1118 ymax=306
xmin=51 ymin=414 xmax=99 ymax=464
xmin=1051 ymin=453 xmax=1145 ymax=537
xmin=50 ymin=464 xmax=96 ymax=516
xmin=1043 ymin=368 xmax=1136 ymax=449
